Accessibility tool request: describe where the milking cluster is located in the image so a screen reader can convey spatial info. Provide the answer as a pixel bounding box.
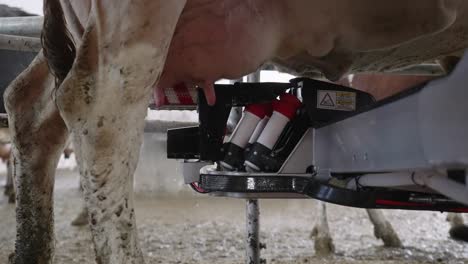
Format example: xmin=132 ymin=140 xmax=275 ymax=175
xmin=220 ymin=93 xmax=302 ymax=173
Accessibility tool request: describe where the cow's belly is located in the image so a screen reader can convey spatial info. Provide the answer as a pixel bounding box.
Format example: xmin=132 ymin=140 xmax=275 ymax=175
xmin=275 ymin=3 xmax=468 ymax=81
xmin=273 ymin=1 xmax=468 ymax=80
xmin=156 ymin=0 xmax=466 ymax=105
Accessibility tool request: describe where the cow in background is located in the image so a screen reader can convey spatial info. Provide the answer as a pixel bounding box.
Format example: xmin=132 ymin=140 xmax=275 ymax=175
xmin=0 ymin=5 xmax=35 ymax=204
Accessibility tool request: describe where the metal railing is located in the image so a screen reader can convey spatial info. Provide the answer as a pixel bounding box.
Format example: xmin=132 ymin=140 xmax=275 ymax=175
xmin=0 ymin=16 xmax=43 ymax=37
xmin=0 ymin=16 xmax=42 ymax=52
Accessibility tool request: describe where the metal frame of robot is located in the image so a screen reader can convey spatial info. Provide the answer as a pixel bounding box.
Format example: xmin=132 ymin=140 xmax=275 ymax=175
xmin=185 ymin=53 xmax=468 ymax=213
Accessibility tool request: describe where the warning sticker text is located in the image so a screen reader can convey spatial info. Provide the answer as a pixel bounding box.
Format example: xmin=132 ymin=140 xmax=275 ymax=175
xmin=317 ymin=90 xmax=356 ymax=111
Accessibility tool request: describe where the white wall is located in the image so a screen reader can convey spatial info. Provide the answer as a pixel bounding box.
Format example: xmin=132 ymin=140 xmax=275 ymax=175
xmin=134 ymin=133 xmax=191 ymax=197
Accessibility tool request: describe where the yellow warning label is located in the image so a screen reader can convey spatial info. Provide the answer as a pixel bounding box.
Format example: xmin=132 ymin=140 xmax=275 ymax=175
xmin=317 ymin=90 xmax=356 ymax=111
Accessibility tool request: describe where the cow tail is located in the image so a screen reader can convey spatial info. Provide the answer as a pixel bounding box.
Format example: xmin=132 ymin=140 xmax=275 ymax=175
xmin=41 ymin=0 xmax=76 ymax=87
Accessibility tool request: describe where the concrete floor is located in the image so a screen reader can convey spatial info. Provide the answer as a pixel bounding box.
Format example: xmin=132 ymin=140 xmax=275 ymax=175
xmin=1 ymin=169 xmax=468 ymax=264
xmin=0 ymin=131 xmax=468 ymax=263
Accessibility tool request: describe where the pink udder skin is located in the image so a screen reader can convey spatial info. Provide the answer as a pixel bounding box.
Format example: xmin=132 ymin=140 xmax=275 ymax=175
xmin=153 ymin=0 xmax=282 ymax=107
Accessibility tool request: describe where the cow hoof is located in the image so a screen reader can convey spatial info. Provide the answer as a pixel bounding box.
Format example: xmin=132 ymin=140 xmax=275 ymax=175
xmin=374 ymin=222 xmax=402 ymax=248
xmin=449 ymin=225 xmax=468 ymax=242
xmin=4 ymin=187 xmax=14 ymax=204
xmin=314 ymin=235 xmax=335 ymax=257
xmin=8 ymin=194 xmax=14 ymax=204
xmin=310 ymin=226 xmax=318 ymax=237
xmin=71 ymin=208 xmax=88 ymax=226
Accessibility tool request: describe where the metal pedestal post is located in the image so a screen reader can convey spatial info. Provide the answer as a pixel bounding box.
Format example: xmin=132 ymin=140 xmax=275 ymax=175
xmin=245 ymin=71 xmax=263 ymax=264
xmin=246 ymin=199 xmax=260 ymax=264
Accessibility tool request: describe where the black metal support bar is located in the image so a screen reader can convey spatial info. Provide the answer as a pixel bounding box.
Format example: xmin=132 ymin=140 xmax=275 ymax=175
xmin=199 ymin=174 xmax=468 ymax=212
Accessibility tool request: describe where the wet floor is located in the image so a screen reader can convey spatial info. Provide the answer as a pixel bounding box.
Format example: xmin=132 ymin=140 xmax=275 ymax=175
xmin=0 ymin=171 xmax=468 ymax=264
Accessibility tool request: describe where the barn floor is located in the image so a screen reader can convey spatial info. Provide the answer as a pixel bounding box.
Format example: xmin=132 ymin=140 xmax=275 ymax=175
xmin=1 ymin=170 xmax=468 ymax=264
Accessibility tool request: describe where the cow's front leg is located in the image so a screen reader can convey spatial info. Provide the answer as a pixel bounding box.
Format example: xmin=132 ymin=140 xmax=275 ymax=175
xmin=70 ymin=142 xmax=89 ymax=227
xmin=55 ymin=2 xmax=186 ymax=263
xmin=58 ymin=34 xmax=148 ymax=264
xmin=71 ymin=181 xmax=88 ymax=226
xmin=63 ymin=88 xmax=148 ymax=263
xmin=4 ymin=53 xmax=69 ymax=264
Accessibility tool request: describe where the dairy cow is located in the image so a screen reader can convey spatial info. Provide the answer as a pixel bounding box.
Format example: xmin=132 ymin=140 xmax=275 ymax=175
xmin=5 ymin=0 xmax=468 ymax=263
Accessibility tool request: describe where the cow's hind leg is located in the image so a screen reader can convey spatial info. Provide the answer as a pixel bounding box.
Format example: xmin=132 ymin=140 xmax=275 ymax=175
xmin=5 ymin=52 xmax=68 ymax=264
xmin=71 ymin=206 xmax=88 ymax=226
xmin=447 ymin=213 xmax=468 ymax=242
xmin=71 ymin=144 xmax=88 ymax=226
xmin=54 ymin=2 xmax=186 ymax=263
xmin=366 ymin=209 xmax=402 ymax=247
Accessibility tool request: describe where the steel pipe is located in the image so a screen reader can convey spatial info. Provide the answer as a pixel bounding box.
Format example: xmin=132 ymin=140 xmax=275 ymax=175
xmin=0 ymin=34 xmax=41 ymax=52
xmin=143 ymin=120 xmax=197 ymax=133
xmin=386 ymin=64 xmax=444 ymax=76
xmin=348 ymin=171 xmax=468 ymax=205
xmin=0 ymin=16 xmax=43 ymax=37
xmin=266 ymin=63 xmax=444 ymax=80
xmin=0 ymin=116 xmax=195 ymax=132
